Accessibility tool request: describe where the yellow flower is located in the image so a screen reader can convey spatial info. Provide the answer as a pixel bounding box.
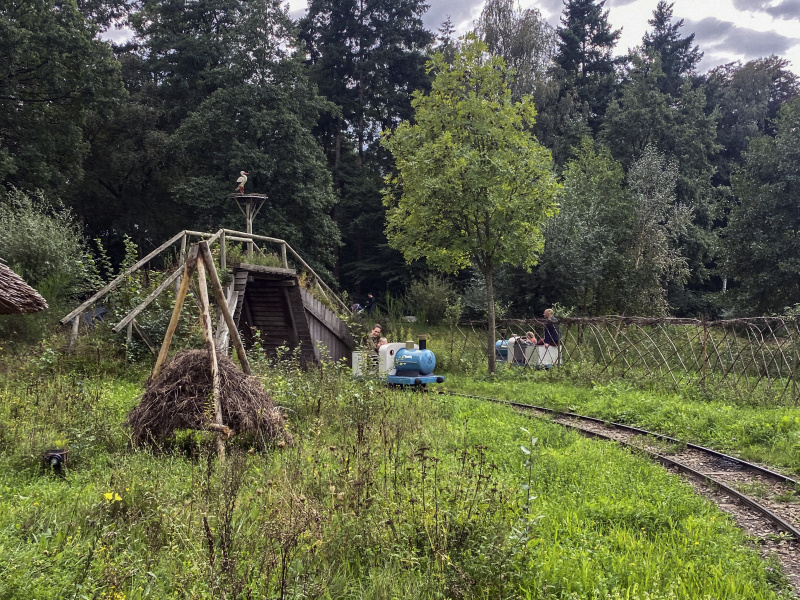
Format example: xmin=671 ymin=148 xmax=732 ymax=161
xmin=104 ymin=492 xmax=113 ymax=501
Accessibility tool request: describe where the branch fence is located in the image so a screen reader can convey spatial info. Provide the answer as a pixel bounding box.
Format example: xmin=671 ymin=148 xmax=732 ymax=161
xmin=439 ymin=317 xmax=800 ymax=405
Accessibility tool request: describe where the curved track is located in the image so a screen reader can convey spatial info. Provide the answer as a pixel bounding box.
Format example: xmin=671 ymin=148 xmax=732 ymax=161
xmin=444 ymin=390 xmax=800 ymax=590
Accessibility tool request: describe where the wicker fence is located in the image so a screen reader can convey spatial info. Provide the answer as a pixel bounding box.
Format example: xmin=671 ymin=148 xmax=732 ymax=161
xmin=445 ymin=317 xmax=800 ymax=404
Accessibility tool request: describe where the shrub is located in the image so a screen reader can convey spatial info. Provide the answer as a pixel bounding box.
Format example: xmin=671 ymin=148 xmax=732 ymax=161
xmin=0 ymin=188 xmax=96 ymax=295
xmin=404 ymin=274 xmax=458 ymax=325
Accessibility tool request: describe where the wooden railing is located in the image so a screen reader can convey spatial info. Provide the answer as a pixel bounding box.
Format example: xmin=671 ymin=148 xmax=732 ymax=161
xmin=61 ymin=229 xmax=350 ymax=347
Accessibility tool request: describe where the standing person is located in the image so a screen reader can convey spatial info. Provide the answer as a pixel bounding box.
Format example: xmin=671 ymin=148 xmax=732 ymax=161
xmin=543 ymin=309 xmax=560 ymax=346
xmin=364 ymin=293 xmax=376 ymax=314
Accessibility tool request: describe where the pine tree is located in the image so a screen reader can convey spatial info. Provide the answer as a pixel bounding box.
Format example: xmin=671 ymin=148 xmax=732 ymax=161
xmin=556 ymin=0 xmax=620 ymax=131
xmin=642 ymin=1 xmax=702 ymax=96
xmin=299 ymin=0 xmax=434 ymax=292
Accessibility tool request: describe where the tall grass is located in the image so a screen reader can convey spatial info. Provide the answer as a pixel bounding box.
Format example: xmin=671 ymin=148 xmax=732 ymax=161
xmin=0 ymin=345 xmax=791 ymax=599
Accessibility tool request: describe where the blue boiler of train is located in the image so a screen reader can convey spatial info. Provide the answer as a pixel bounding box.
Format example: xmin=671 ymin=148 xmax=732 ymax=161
xmin=352 ymin=335 xmax=445 ymax=387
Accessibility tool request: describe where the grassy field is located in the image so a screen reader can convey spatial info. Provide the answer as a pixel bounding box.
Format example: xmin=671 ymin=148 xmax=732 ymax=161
xmin=443 ymin=368 xmax=800 ymax=475
xmin=0 ymin=346 xmax=794 ymax=599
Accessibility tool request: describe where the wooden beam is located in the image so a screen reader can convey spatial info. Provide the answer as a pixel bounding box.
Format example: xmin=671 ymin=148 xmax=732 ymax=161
xmin=282 ymin=286 xmax=299 ymax=347
xmin=214 ymin=280 xmax=238 ymax=351
xmin=68 ymin=313 xmax=80 ymax=348
xmin=176 ymin=232 xmax=187 ymax=294
xmin=112 ymin=267 xmax=183 ymax=333
xmin=197 ymin=255 xmax=226 ymax=462
xmin=151 ymin=245 xmax=198 ymax=381
xmin=132 ymin=319 xmax=157 ymax=355
xmin=198 ymin=241 xmax=252 ymax=375
xmin=61 ymin=230 xmax=186 ymax=325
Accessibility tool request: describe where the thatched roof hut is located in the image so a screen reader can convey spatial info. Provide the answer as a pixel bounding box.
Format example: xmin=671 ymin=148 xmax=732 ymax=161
xmin=0 ymin=261 xmax=48 ymax=315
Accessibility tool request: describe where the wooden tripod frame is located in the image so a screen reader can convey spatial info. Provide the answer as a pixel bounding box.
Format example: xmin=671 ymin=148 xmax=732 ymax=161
xmin=151 ymin=241 xmax=252 ymax=462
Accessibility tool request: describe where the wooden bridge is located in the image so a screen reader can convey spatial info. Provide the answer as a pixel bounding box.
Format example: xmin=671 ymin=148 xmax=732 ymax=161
xmin=61 ymin=229 xmax=355 ymax=365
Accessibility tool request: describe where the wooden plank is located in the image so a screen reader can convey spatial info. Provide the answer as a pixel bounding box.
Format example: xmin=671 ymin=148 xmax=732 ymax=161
xmin=198 ymin=241 xmax=251 ymax=375
xmin=112 ymin=267 xmax=183 ymax=332
xmin=61 ymin=230 xmax=186 ymax=325
xmin=151 ymin=245 xmax=199 ymax=381
xmin=234 ymin=264 xmax=296 ymax=276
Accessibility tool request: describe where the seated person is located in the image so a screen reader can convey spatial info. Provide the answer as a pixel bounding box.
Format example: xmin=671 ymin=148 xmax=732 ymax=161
xmin=364 ymin=323 xmax=383 ymax=354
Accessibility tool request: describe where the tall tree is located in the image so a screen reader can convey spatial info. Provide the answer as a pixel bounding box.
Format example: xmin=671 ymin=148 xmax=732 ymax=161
xmin=642 ymin=1 xmax=702 ymax=96
xmin=705 ymin=56 xmax=800 ymax=187
xmin=382 ymin=36 xmax=560 ymax=372
xmin=521 ymin=139 xmax=629 ymax=315
xmin=522 ymin=140 xmax=689 ymax=316
xmin=170 ymin=61 xmax=341 ymax=275
xmin=601 ymin=51 xmax=719 ymax=313
xmin=299 ymin=0 xmax=434 ymax=293
xmin=723 ymin=98 xmax=800 ymax=314
xmin=555 ymin=0 xmax=620 ymax=132
xmin=0 ymin=0 xmax=123 ymax=196
xmin=73 ymin=0 xmax=341 ymax=274
xmin=475 ymin=0 xmax=558 ymax=104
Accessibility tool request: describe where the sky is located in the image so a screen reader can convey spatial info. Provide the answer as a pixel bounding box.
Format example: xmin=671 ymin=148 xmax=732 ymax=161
xmin=284 ymin=0 xmax=800 ymax=74
xmin=100 ymin=0 xmax=800 ymax=75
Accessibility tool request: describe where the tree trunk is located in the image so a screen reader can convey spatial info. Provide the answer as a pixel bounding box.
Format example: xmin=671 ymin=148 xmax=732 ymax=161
xmin=484 ymin=267 xmax=497 ymax=374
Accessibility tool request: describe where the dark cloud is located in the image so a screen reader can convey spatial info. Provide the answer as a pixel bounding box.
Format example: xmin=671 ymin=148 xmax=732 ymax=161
xmin=686 ymin=16 xmax=796 ymax=62
xmin=732 ymin=0 xmax=800 ymax=20
xmin=766 ymin=0 xmax=800 ymax=20
xmin=731 ymin=0 xmax=769 ymax=11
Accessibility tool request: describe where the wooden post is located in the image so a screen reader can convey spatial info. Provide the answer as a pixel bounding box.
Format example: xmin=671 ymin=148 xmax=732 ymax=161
xmin=220 ymin=230 xmax=227 ymax=271
xmin=246 ymin=201 xmax=254 ymax=259
xmin=152 ymin=245 xmax=198 ymax=381
xmin=69 ymin=314 xmax=81 ymax=349
xmin=701 ymin=320 xmax=708 ymax=387
xmin=281 ymin=243 xmax=288 ymax=269
xmin=198 ymin=241 xmax=252 ymax=375
xmin=126 ymin=320 xmax=133 ymax=344
xmin=197 ymin=255 xmax=226 ymax=462
xmin=176 ymin=232 xmax=187 ymax=294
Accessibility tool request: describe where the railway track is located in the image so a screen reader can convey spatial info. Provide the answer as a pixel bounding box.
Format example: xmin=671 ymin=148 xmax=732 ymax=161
xmin=444 ymin=391 xmax=800 ymax=591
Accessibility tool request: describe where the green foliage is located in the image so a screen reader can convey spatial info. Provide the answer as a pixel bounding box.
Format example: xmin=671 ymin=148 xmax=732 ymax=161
xmin=0 ymin=188 xmax=96 ymax=294
xmin=404 ymin=274 xmax=459 ymax=325
xmin=723 ymin=98 xmax=800 ymax=314
xmin=298 ymin=0 xmax=434 ymax=294
xmin=0 ymin=356 xmax=789 ymax=599
xmin=0 ymin=0 xmax=124 ymax=196
xmin=556 ymin=0 xmax=621 ymax=132
xmin=475 ymin=0 xmax=558 ymax=105
xmin=705 ymin=56 xmax=799 ymax=188
xmin=382 ymin=35 xmax=560 ymax=371
xmin=170 ymin=60 xmax=341 ymax=277
xmin=642 ymin=1 xmax=702 ymax=97
xmin=0 ymin=188 xmax=102 ymax=343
